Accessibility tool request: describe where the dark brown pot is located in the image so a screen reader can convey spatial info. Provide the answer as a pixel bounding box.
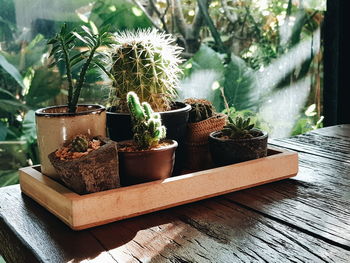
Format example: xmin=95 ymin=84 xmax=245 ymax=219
xmin=48 ymin=137 xmax=120 ymax=195
xmin=118 ymin=139 xmax=178 ymax=186
xmin=208 ymin=129 xmax=268 ymax=167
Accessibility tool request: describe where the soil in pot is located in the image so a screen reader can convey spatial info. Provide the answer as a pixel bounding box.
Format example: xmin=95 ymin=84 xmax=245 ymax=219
xmin=118 ymin=139 xmax=178 ymax=186
xmin=48 ymin=136 xmax=120 ymax=194
xmin=107 ymin=102 xmax=190 ymax=175
xmin=209 ymin=129 xmax=268 ymax=167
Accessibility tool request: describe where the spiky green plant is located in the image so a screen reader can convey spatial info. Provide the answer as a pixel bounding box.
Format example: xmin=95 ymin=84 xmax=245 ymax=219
xmin=185 ymin=98 xmax=216 ymax=123
xmin=109 ymin=29 xmax=183 ymax=113
xmin=48 ymin=24 xmax=114 ymax=113
xmin=222 ymin=116 xmax=255 ymax=139
xmin=127 ymin=91 xmax=166 ymax=150
xmin=70 ymin=135 xmax=89 ymax=152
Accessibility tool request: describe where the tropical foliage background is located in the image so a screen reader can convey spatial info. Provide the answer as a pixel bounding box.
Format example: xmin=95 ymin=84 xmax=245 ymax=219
xmin=0 ymin=0 xmax=326 ymax=188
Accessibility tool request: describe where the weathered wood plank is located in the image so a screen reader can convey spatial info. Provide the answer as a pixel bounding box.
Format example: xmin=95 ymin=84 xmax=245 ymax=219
xmin=0 ymin=186 xmax=116 ymax=263
xmin=90 ymin=198 xmax=350 ymax=262
xmin=270 ymin=125 xmax=350 ymax=161
xmin=226 ymin=151 xmax=350 ymax=248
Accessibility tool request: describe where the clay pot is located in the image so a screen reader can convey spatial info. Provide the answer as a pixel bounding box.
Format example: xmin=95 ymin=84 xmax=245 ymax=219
xmin=107 ymin=102 xmax=190 ymax=175
xmin=35 ymin=105 xmax=106 ymax=179
xmin=118 ymin=140 xmax=178 ymax=186
xmin=185 ymin=114 xmax=227 ymax=171
xmin=208 ymin=129 xmax=268 ymax=167
xmin=48 ymin=137 xmax=120 ymax=194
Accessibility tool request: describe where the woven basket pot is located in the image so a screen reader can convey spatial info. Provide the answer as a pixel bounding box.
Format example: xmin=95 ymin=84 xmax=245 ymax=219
xmin=185 ymin=114 xmax=227 ymax=171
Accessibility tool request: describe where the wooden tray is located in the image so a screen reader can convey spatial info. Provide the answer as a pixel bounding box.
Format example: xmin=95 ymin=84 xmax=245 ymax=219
xmin=19 ymin=146 xmax=298 ymax=230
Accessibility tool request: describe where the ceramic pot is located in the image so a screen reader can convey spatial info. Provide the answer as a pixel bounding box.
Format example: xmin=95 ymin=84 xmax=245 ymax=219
xmin=118 ymin=139 xmax=178 ymax=186
xmin=208 ymin=129 xmax=268 ymax=167
xmin=107 ymin=102 xmax=190 ymax=175
xmin=35 ymin=105 xmax=106 ymax=179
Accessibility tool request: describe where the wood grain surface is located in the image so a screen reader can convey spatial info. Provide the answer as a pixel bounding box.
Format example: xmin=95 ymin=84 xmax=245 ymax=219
xmin=1 ymin=125 xmax=350 ymax=263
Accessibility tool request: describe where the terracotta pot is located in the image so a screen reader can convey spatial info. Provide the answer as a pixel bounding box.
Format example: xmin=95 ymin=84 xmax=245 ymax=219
xmin=107 ymin=102 xmax=190 ymax=175
xmin=118 ymin=139 xmax=178 ymax=186
xmin=209 ymin=129 xmax=268 ymax=167
xmin=35 ymin=105 xmax=106 ymax=179
xmin=48 ymin=137 xmax=120 ymax=194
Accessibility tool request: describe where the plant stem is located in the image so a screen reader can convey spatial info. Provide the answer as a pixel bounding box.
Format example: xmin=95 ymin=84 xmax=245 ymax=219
xmin=70 ymin=44 xmax=98 ymax=111
xmin=197 ymin=0 xmax=226 ymax=54
xmin=59 ymin=36 xmax=74 ymax=112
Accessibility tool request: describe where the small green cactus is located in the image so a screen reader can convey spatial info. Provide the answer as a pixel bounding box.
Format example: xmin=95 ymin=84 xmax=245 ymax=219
xmin=127 ymin=91 xmax=166 ymax=150
xmin=185 ymin=98 xmax=215 ymax=123
xmin=70 ymin=135 xmax=89 ymax=152
xmin=222 ymin=116 xmax=255 ymax=139
xmin=109 ymin=29 xmax=183 ymax=113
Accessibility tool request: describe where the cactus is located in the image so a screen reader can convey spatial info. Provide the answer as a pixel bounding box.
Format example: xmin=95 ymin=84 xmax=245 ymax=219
xmin=70 ymin=135 xmax=89 ymax=152
xmin=109 ymin=29 xmax=183 ymax=113
xmin=127 ymin=91 xmax=166 ymax=150
xmin=222 ymin=116 xmax=255 ymax=139
xmin=185 ymin=98 xmax=215 ymax=123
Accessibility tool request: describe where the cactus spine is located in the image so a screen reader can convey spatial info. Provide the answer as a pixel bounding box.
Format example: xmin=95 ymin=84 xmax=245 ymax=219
xmin=109 ymin=29 xmax=183 ymax=113
xmin=185 ymin=98 xmax=215 ymax=123
xmin=127 ymin=91 xmax=166 ymax=150
xmin=71 ymin=135 xmax=89 ymax=152
xmin=222 ymin=116 xmax=255 ymax=139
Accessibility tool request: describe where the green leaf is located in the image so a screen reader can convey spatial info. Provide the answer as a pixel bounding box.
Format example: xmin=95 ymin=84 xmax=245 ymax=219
xmin=72 ymin=32 xmax=92 ymax=47
xmin=220 ymin=54 xmax=258 ymax=111
xmin=47 ymin=38 xmax=58 ymax=45
xmin=22 ymin=110 xmax=37 ymax=144
xmin=0 ymin=122 xmax=8 ymax=140
xmin=0 ymin=87 xmax=15 ymax=99
xmin=25 ymin=68 xmax=61 ymax=106
xmin=0 ymin=53 xmax=25 ymax=88
xmin=92 ymin=59 xmax=113 ymax=79
xmin=81 ymin=25 xmax=94 ymax=38
xmin=0 ymin=99 xmax=27 ymax=113
xmin=0 ymin=170 xmax=19 ymax=187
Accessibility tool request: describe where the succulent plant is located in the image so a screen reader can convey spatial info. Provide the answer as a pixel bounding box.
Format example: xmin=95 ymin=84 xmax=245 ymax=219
xmin=109 ymin=29 xmax=183 ymax=113
xmin=127 ymin=91 xmax=166 ymax=150
xmin=48 ymin=24 xmax=114 ymax=113
xmin=221 ymin=116 xmax=255 ymax=139
xmin=185 ymin=98 xmax=216 ymax=123
xmin=70 ymin=135 xmax=89 ymax=152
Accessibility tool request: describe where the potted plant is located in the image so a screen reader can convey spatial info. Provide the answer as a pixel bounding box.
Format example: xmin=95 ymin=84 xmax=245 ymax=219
xmin=35 ymin=24 xmax=114 ymax=178
xmin=118 ymin=92 xmax=177 ymax=186
xmin=106 ymin=29 xmax=190 ymax=174
xmin=209 ymin=116 xmax=268 ymax=167
xmin=184 ymin=98 xmax=226 ymax=171
xmin=48 ymin=135 xmax=120 ymax=194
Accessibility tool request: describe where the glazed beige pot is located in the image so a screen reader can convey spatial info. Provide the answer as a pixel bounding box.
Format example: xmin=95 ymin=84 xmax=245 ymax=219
xmin=35 ymin=105 xmax=106 ymax=179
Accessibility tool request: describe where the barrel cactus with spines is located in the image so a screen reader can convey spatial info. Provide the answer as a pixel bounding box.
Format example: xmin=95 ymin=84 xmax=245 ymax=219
xmin=185 ymin=98 xmax=216 ymax=123
xmin=109 ymin=29 xmax=183 ymax=113
xmin=71 ymin=135 xmax=89 ymax=152
xmin=127 ymin=91 xmax=166 ymax=150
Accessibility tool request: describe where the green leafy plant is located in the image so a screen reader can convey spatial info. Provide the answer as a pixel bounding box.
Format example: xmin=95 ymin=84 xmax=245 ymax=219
xmin=185 ymin=98 xmax=215 ymax=123
xmin=48 ymin=24 xmax=114 ymax=113
xmin=222 ymin=116 xmax=255 ymax=139
xmin=109 ymin=29 xmax=183 ymax=113
xmin=127 ymin=91 xmax=166 ymax=150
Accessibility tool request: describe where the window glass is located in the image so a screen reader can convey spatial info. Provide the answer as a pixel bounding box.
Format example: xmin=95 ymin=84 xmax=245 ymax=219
xmin=0 ymin=0 xmax=326 ymax=186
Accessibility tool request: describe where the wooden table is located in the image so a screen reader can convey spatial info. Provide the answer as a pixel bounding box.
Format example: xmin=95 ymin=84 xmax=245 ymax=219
xmin=1 ymin=125 xmax=350 ymax=262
